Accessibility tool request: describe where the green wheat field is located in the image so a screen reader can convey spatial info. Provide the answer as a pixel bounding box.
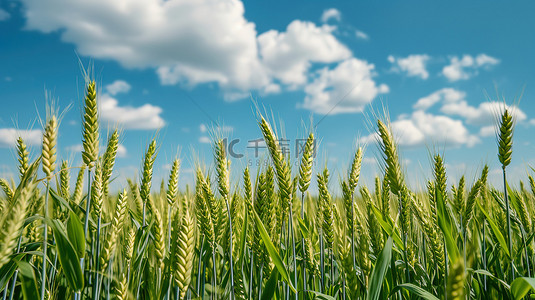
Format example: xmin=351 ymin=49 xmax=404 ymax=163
xmin=1 ymin=80 xmax=535 ymax=300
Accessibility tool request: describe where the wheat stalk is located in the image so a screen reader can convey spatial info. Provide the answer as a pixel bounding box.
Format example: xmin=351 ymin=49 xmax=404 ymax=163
xmin=82 ymin=81 xmax=99 ymax=169
xmin=16 ymin=137 xmax=29 ymax=179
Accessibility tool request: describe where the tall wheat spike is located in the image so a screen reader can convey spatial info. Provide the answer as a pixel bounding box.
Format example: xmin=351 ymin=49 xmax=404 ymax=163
xmin=298 ymin=133 xmax=314 ymax=194
xmin=167 ymin=159 xmax=181 ymax=206
xmin=16 ymin=137 xmax=29 ymax=179
xmin=100 ymin=189 xmax=128 ymax=271
xmin=0 ymin=182 xmax=34 ymax=270
xmin=60 ymin=160 xmax=70 ymax=199
xmin=82 ymin=81 xmax=99 ymax=169
xmin=0 ymin=179 xmax=13 ymax=202
xmin=102 ymin=129 xmax=119 ymax=198
xmin=73 ymin=165 xmax=86 ymax=204
xmin=40 ymin=113 xmax=57 ymax=300
xmin=140 ymin=139 xmax=157 ymax=226
xmin=175 ymin=206 xmax=195 ymax=299
xmin=497 ymin=108 xmax=514 ymax=279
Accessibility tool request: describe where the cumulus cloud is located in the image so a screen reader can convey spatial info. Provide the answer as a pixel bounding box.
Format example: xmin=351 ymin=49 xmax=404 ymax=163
xmin=413 ymin=88 xmax=465 ymax=110
xmin=442 ymin=54 xmax=500 ymax=81
xmin=199 ymin=136 xmax=211 ymax=144
xmin=355 ymin=30 xmax=369 ymax=40
xmin=20 ymin=0 xmax=389 ymax=111
xmin=441 ymin=101 xmax=526 ymax=126
xmin=100 ymin=94 xmax=165 ymax=130
xmin=321 ymin=8 xmax=341 ymax=23
xmin=67 ymin=143 xmax=128 ymax=157
xmin=300 ymin=58 xmax=388 ymax=114
xmin=258 ymin=20 xmax=351 ymax=86
xmin=105 ymin=80 xmax=131 ymax=95
xmin=0 ymin=9 xmax=9 ymax=21
xmin=414 ymin=88 xmax=528 ymax=138
xmin=364 ymin=111 xmax=480 ymax=148
xmin=22 ymin=0 xmax=269 ymax=92
xmin=388 ymin=54 xmax=431 ymax=79
xmin=0 ymin=128 xmax=42 ymax=148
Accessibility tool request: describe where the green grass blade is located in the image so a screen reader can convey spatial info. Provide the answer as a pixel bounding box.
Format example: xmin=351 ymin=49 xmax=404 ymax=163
xmin=17 ymin=260 xmax=39 ymax=300
xmin=477 ymin=200 xmax=511 ymax=258
xmin=367 ymin=237 xmax=393 ymax=300
xmin=50 ymin=219 xmax=84 ymax=292
xmin=436 ymin=189 xmax=460 ymax=262
xmin=248 ymin=201 xmax=296 ymax=293
xmin=391 ymin=283 xmax=439 ymax=300
xmin=66 ymin=211 xmax=85 ymax=259
xmin=511 ymin=277 xmax=535 ymax=299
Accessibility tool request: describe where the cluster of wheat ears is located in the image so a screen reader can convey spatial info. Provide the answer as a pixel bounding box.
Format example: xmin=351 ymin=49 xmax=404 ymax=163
xmin=1 ymin=80 xmax=535 ymax=300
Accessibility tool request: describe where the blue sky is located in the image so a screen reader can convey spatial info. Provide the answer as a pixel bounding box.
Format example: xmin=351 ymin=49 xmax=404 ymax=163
xmin=1 ymin=0 xmax=534 ymax=191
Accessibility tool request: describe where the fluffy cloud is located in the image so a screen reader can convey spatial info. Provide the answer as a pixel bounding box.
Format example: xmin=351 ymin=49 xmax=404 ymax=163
xmin=105 ymin=80 xmax=131 ymax=95
xmin=441 ymin=101 xmax=526 ymax=126
xmin=364 ymin=111 xmax=479 ymax=148
xmin=415 ymin=88 xmax=528 ymax=138
xmin=388 ymin=54 xmax=431 ymax=79
xmin=321 ymin=8 xmax=341 ymax=23
xmin=0 ymin=128 xmax=42 ymax=148
xmin=301 ymin=58 xmax=389 ymax=114
xmin=258 ymin=20 xmax=351 ymax=86
xmin=100 ymin=94 xmax=165 ymax=130
xmin=67 ymin=143 xmax=127 ymax=157
xmin=442 ymin=54 xmax=500 ymax=81
xmin=22 ymin=0 xmax=269 ymax=92
xmin=413 ymin=88 xmax=465 ymax=110
xmin=199 ymin=136 xmax=211 ymax=144
xmin=355 ymin=30 xmax=369 ymax=40
xmin=0 ymin=8 xmax=10 ymax=21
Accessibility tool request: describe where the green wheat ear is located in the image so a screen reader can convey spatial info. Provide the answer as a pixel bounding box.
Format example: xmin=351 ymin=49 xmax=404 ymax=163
xmin=140 ymin=139 xmax=157 ymax=204
xmin=433 ymin=154 xmax=447 ymax=197
xmin=348 ymin=147 xmax=363 ymax=191
xmin=16 ymin=137 xmax=29 ymax=179
xmin=447 ymin=259 xmax=466 ymax=300
xmin=42 ymin=115 xmax=58 ymax=179
xmin=102 ymin=129 xmax=119 ymax=198
xmin=298 ymin=132 xmax=314 ymax=193
xmin=166 ymin=158 xmax=181 ymax=206
xmin=498 ymin=108 xmax=513 ymax=169
xmin=59 ymin=160 xmax=70 ymax=199
xmin=215 ymin=138 xmax=230 ymax=200
xmin=377 ymin=120 xmax=404 ymax=196
xmin=82 ymin=80 xmax=99 ymax=169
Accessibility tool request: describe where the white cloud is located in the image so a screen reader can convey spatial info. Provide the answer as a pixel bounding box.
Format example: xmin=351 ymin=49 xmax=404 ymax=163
xmin=105 ymin=80 xmax=131 ymax=95
xmin=442 ymin=54 xmax=500 ymax=81
xmin=100 ymin=94 xmax=165 ymax=130
xmin=0 ymin=8 xmax=10 ymax=21
xmin=479 ymin=125 xmax=495 ymax=137
xmin=20 ymin=0 xmax=385 ymax=111
xmin=300 ymin=58 xmax=388 ymax=114
xmin=365 ymin=111 xmax=480 ymax=148
xmin=200 ymin=124 xmax=207 ymax=133
xmin=321 ymin=8 xmax=341 ymax=23
xmin=199 ymin=136 xmax=211 ymax=144
xmin=530 ymin=119 xmax=535 ymax=126
xmin=258 ymin=20 xmax=351 ymax=86
xmin=117 ymin=145 xmax=128 ymax=157
xmin=413 ymin=88 xmax=465 ymax=110
xmin=388 ymin=54 xmax=430 ymax=79
xmin=22 ymin=0 xmax=269 ymax=92
xmin=414 ymin=88 xmax=528 ymax=137
xmin=355 ymin=30 xmax=369 ymax=40
xmin=66 ymin=143 xmax=127 ymax=157
xmin=0 ymin=128 xmax=42 ymax=148
xmin=441 ymin=101 xmax=526 ymax=126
